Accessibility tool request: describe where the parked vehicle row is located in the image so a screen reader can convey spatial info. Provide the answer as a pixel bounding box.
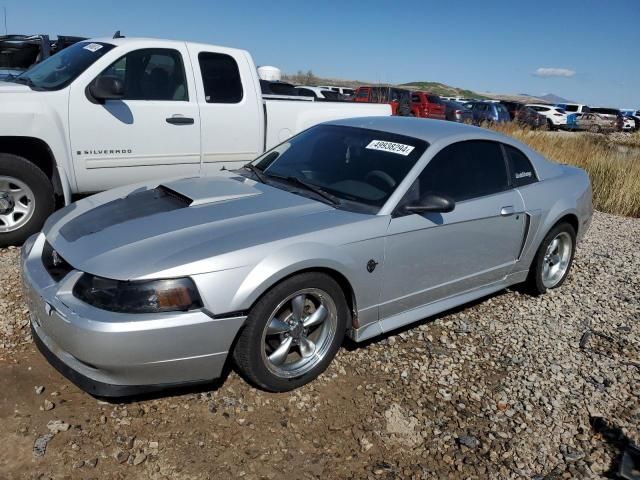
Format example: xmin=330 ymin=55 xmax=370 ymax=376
xmin=306 ymin=83 xmax=639 ymax=134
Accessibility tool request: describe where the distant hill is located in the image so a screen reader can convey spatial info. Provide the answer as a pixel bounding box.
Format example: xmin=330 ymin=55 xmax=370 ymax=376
xmin=398 ymin=81 xmax=487 ymax=99
xmin=282 ymin=72 xmax=570 ymax=104
xmin=282 ymin=72 xmax=488 ymax=98
xmin=538 ymin=93 xmax=574 ymax=104
xmin=515 ymin=92 xmax=574 ymax=104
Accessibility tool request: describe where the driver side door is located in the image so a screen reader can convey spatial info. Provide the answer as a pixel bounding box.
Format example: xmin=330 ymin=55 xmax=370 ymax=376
xmin=380 ymin=140 xmax=526 ymax=322
xmin=68 ymin=45 xmax=201 ymax=192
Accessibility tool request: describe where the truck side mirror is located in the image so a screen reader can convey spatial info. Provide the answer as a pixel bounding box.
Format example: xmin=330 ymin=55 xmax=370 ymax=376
xmin=88 ymin=76 xmax=124 ymax=102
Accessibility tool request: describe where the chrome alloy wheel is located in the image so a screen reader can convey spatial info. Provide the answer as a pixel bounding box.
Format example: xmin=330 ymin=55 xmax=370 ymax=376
xmin=0 ymin=176 xmax=35 ymax=233
xmin=260 ymin=288 xmax=338 ymax=378
xmin=541 ymin=232 xmax=572 ymax=288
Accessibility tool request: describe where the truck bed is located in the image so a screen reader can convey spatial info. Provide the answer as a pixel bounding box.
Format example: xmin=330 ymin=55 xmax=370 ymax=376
xmin=264 ymin=100 xmax=391 ymax=151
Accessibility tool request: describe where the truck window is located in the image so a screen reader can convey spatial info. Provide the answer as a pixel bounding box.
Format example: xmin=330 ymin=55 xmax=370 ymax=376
xmin=198 ymin=52 xmax=243 ymax=103
xmin=411 ymin=94 xmax=420 ymax=103
xmin=97 ymin=48 xmax=188 ymax=101
xmin=14 ymin=41 xmax=115 ymax=91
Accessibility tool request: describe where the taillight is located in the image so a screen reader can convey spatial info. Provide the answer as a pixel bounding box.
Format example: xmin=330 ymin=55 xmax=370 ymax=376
xmin=455 ymin=110 xmax=462 ymax=115
xmin=554 ymin=113 xmax=563 ymax=117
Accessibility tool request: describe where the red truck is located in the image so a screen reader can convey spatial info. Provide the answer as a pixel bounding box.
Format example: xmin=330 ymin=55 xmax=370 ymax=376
xmin=410 ymin=92 xmax=446 ymax=120
xmin=353 ymin=86 xmax=412 ymax=116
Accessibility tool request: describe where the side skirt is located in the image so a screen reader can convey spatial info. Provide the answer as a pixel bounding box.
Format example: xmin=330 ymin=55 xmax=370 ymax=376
xmin=348 ymin=272 xmax=527 ymax=343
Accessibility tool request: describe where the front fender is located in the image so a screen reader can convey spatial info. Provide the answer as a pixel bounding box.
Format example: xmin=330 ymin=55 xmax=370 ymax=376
xmin=231 ymin=241 xmax=362 ymax=312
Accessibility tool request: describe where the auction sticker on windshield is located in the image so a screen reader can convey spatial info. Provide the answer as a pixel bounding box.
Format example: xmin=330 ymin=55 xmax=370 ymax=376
xmin=83 ymin=43 xmax=103 ymax=52
xmin=366 ymin=140 xmax=415 ymax=156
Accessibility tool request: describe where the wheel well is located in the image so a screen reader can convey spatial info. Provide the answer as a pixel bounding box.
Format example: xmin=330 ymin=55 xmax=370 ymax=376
xmin=0 ymin=137 xmax=56 ymax=180
xmin=555 ymin=213 xmax=579 ymax=237
xmin=251 ymin=267 xmax=358 ymax=330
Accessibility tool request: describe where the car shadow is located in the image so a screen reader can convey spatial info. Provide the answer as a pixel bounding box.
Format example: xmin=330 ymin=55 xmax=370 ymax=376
xmin=97 ymin=287 xmax=517 ymax=403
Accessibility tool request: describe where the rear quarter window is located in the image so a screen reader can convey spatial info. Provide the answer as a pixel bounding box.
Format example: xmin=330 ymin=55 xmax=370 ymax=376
xmin=505 ymin=145 xmax=538 ymax=187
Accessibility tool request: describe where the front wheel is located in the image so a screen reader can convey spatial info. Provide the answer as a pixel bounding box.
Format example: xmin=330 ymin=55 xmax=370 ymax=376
xmin=526 ymin=222 xmax=576 ymax=295
xmin=0 ymin=154 xmax=55 ymax=247
xmin=233 ymin=272 xmax=349 ymax=391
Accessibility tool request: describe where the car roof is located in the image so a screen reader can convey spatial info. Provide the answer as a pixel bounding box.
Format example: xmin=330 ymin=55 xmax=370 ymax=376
xmin=323 ymin=117 xmax=562 ymax=181
xmin=85 ymin=36 xmax=249 ymax=56
xmin=326 ymin=116 xmax=506 ymax=144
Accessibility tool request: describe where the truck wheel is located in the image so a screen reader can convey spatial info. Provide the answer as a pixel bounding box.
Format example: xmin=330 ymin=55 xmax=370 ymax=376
xmin=0 ymin=154 xmax=55 ymax=247
xmin=233 ymin=272 xmax=349 ymax=392
xmin=546 ymin=119 xmax=556 ymax=131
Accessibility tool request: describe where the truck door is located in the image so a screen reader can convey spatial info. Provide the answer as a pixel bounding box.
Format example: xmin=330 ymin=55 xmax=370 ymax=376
xmin=68 ymin=44 xmax=201 ymax=192
xmin=187 ymin=46 xmax=263 ymax=173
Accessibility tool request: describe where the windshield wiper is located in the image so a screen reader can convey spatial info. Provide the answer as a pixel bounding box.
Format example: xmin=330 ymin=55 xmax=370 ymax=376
xmin=272 ymin=174 xmax=340 ymax=206
xmin=243 ymin=163 xmax=267 ymax=183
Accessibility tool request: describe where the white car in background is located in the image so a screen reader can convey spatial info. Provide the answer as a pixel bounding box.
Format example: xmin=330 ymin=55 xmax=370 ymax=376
xmin=295 ymin=86 xmax=342 ymax=100
xmin=317 ymin=85 xmax=355 ymax=97
xmin=559 ymin=103 xmax=590 ymax=119
xmin=526 ymin=104 xmax=576 ymax=131
xmin=622 ymin=117 xmax=635 ymax=131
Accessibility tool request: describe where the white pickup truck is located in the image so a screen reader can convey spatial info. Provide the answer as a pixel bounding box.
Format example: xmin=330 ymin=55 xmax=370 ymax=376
xmin=0 ymin=37 xmax=390 ymax=245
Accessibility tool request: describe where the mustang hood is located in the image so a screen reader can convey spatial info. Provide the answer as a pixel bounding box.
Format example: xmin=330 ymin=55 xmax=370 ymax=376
xmin=44 ymin=174 xmax=342 ymax=279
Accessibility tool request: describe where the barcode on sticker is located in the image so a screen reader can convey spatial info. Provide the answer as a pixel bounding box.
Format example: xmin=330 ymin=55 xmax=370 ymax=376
xmin=83 ymin=43 xmax=103 ymax=52
xmin=366 ymin=140 xmax=415 ymax=156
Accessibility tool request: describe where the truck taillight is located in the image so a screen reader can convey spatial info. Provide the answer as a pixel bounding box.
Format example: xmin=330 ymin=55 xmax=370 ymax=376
xmin=455 ymin=110 xmax=463 ymax=115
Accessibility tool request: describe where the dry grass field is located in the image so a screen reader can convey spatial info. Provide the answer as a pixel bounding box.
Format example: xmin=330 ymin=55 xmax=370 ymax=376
xmin=488 ymin=123 xmax=640 ymax=218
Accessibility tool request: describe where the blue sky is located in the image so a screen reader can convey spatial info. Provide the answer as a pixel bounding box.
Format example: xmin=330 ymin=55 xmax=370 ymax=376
xmin=5 ymin=0 xmax=639 ymax=107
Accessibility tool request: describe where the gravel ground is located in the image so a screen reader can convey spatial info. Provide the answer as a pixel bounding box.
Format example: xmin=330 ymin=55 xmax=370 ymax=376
xmin=0 ymin=210 xmax=638 ymax=479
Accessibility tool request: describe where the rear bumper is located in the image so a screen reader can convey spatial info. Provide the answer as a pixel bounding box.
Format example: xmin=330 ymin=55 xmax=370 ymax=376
xmin=22 ymin=233 xmax=246 ymax=397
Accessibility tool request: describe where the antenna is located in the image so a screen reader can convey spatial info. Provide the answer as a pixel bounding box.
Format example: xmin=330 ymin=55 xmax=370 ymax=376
xmin=3 ymin=7 xmax=7 ymax=35
xmin=113 ymin=30 xmax=124 ymax=39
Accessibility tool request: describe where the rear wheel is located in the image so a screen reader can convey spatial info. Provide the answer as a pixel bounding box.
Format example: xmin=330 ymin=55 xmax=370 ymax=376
xmin=526 ymin=222 xmax=576 ymax=295
xmin=590 ymin=125 xmax=601 ymax=134
xmin=546 ymin=119 xmax=556 ymax=131
xmin=233 ymin=272 xmax=349 ymax=391
xmin=0 ymin=154 xmax=55 ymax=247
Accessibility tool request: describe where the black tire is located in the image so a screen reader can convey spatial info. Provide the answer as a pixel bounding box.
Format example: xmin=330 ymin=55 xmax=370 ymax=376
xmin=0 ymin=154 xmax=55 ymax=247
xmin=233 ymin=272 xmax=349 ymax=392
xmin=547 ymin=119 xmax=556 ymax=131
xmin=590 ymin=125 xmax=601 ymax=134
xmin=526 ymin=222 xmax=576 ymax=295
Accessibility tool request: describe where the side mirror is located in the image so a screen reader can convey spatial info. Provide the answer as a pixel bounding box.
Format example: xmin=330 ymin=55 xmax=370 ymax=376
xmin=404 ymin=193 xmax=455 ymax=214
xmin=88 ymin=75 xmax=124 ymax=102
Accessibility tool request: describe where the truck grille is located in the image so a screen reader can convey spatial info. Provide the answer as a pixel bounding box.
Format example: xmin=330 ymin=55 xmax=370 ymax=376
xmin=42 ymin=241 xmax=73 ymax=282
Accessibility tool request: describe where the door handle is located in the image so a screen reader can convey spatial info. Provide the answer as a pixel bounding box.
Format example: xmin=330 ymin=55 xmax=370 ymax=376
xmin=166 ymin=116 xmax=194 ymax=125
xmin=500 ymin=206 xmax=515 ymax=216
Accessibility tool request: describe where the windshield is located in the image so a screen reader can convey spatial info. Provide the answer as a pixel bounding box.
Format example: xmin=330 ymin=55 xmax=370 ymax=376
xmin=14 ymin=41 xmax=115 ymax=90
xmin=249 ymin=125 xmax=428 ymax=212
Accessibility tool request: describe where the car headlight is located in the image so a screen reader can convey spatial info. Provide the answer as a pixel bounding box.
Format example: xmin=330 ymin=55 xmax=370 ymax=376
xmin=73 ymin=274 xmax=203 ymax=313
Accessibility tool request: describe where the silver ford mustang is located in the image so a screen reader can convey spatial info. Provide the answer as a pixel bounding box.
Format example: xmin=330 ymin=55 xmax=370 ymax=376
xmin=22 ymin=117 xmax=592 ymax=396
